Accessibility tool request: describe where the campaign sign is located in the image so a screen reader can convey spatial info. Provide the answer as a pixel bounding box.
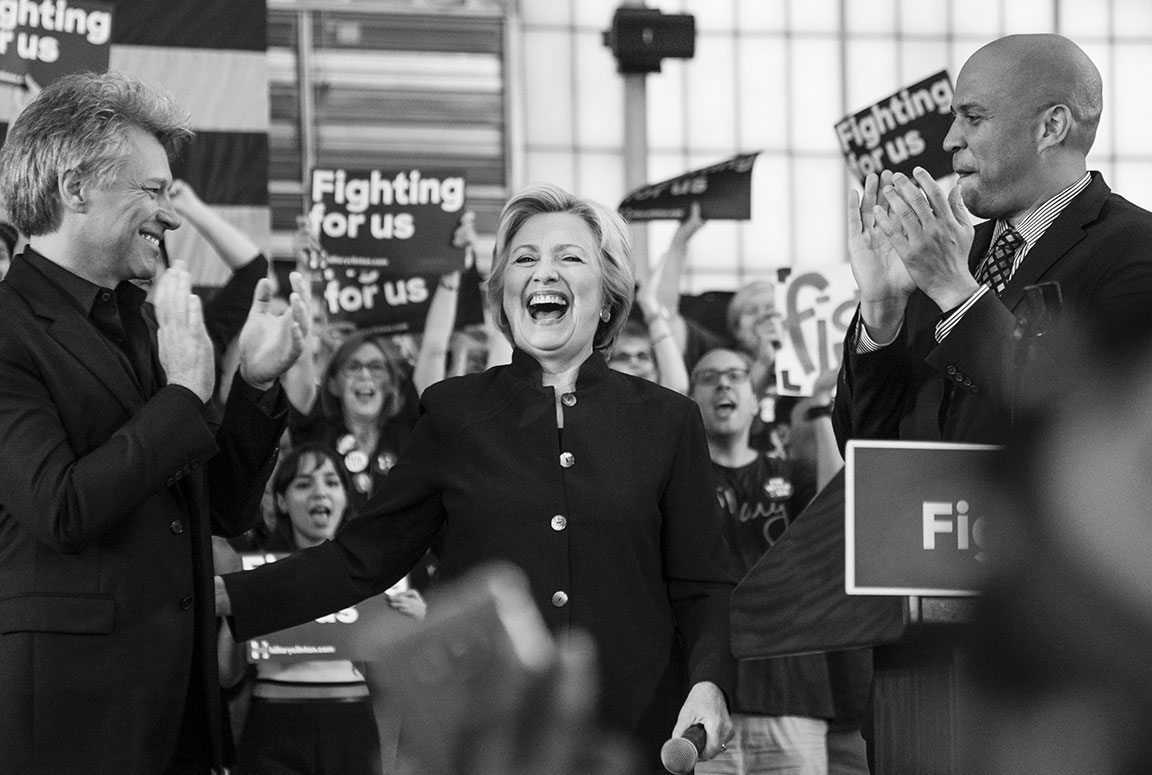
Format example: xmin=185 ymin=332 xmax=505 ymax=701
xmin=845 ymin=441 xmax=1005 ymax=596
xmin=775 ymin=264 xmax=859 ymax=397
xmin=0 ymin=0 xmax=113 ymax=89
xmin=618 ymin=152 xmax=759 ymax=221
xmin=834 ymin=70 xmax=954 ymax=183
xmin=242 ymin=553 xmax=414 ymax=664
xmin=305 ymin=167 xmax=470 ymax=331
xmin=273 ymin=259 xmax=485 ymax=336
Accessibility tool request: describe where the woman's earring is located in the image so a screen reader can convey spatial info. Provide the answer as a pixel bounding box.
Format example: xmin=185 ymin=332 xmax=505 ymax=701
xmin=600 ymin=308 xmax=611 ymax=323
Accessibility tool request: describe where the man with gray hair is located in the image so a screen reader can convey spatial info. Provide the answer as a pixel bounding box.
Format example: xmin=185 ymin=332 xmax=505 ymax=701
xmin=0 ymin=72 xmax=308 ymax=774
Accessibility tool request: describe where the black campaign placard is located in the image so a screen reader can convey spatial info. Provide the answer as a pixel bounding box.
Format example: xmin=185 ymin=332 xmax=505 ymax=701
xmin=834 ymin=71 xmax=954 ymax=183
xmin=619 ymin=152 xmax=759 ymax=221
xmin=0 ymin=0 xmax=112 ymax=88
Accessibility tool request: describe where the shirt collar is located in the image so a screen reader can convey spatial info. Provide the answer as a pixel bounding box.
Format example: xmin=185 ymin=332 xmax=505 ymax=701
xmin=21 ymin=246 xmax=148 ymax=315
xmin=508 ymin=346 xmax=611 ymax=390
xmin=999 ymin=171 xmax=1093 ymax=246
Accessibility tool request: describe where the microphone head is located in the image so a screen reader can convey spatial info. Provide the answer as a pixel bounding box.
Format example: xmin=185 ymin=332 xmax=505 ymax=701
xmin=660 ymin=736 xmax=699 ymax=774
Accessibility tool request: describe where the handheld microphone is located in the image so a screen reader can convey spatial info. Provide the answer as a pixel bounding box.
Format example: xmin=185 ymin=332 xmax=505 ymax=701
xmin=660 ymin=722 xmax=706 ymax=774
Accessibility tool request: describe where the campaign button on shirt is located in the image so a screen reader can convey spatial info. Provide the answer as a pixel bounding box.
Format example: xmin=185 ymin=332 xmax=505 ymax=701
xmin=344 ymin=449 xmax=369 ymax=473
xmin=336 ymin=434 xmax=357 ymax=455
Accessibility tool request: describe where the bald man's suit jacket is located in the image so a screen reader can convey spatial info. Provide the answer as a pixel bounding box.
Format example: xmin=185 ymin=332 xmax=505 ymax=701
xmin=833 ymin=172 xmax=1152 ymax=446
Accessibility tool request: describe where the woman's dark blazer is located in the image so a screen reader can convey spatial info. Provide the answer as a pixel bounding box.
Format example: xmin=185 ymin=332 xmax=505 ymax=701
xmin=226 ymin=347 xmax=737 ymax=758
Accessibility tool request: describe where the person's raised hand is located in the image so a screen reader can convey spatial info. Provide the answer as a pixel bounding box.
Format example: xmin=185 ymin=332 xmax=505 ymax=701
xmin=671 ymin=201 xmax=706 ymax=248
xmin=873 ymin=166 xmax=978 ymax=311
xmin=155 ymin=259 xmax=215 ymax=403
xmin=168 ymin=179 xmax=204 ymax=219
xmin=236 ymin=271 xmax=309 ymax=390
xmin=847 ymin=171 xmax=918 ymax=341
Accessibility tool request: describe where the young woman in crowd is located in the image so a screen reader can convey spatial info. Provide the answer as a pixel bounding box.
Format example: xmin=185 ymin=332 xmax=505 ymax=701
xmin=232 ymin=442 xmax=425 ymax=775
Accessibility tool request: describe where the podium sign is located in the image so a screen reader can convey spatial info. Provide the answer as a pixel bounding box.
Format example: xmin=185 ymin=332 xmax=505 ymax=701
xmin=846 ymin=441 xmax=1003 ymax=596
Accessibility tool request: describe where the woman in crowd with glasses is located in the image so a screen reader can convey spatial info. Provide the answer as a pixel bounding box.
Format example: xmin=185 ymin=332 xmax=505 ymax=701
xmin=288 ymin=328 xmax=419 ymax=512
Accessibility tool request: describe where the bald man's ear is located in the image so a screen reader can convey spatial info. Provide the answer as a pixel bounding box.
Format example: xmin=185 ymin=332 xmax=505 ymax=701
xmin=1037 ymin=104 xmax=1073 ymax=151
xmin=58 ymin=169 xmax=87 ymax=213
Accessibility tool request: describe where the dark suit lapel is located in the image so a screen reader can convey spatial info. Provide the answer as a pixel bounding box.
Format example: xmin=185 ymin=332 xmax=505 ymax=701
xmin=999 ymin=173 xmax=1109 ymax=312
xmin=5 ymin=258 xmax=145 ymax=413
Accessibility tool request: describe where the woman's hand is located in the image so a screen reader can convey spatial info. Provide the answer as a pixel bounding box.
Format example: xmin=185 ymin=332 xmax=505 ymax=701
xmin=670 ymin=680 xmax=733 ymax=761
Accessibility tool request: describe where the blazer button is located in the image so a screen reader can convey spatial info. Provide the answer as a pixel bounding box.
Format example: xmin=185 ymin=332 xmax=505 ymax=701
xmin=559 ymin=452 xmax=575 ymax=468
xmin=551 ymin=591 xmax=569 ymax=608
xmin=550 ymin=515 xmax=567 ymax=531
xmin=170 ymin=520 xmax=184 ymax=535
xmin=179 ymin=596 xmax=193 ymax=610
xmin=946 ymin=365 xmax=957 ymax=375
xmin=561 ymin=392 xmax=576 ymax=407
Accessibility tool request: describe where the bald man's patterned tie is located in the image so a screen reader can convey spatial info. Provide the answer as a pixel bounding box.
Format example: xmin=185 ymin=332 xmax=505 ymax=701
xmin=975 ymin=227 xmax=1023 ymax=296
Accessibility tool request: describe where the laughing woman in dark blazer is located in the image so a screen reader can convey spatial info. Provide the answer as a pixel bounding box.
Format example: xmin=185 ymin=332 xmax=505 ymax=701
xmin=218 ymin=182 xmax=736 ymax=769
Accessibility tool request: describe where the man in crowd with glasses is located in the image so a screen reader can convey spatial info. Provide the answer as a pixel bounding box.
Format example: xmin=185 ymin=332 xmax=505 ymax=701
xmin=690 ymin=348 xmax=871 ymax=775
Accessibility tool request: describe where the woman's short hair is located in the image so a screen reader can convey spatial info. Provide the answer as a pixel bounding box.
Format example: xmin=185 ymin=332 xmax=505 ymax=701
xmin=486 ymin=182 xmax=635 ymax=352
xmin=321 ymin=328 xmax=408 ymax=429
xmin=0 ymin=71 xmax=193 ymax=237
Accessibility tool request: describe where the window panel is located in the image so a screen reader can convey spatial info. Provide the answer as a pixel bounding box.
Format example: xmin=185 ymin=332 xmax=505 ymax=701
xmin=684 ymin=0 xmax=736 ymax=31
xmin=687 ymin=34 xmax=740 ymax=148
xmin=1114 ymin=0 xmax=1152 ymax=37
xmin=1113 ymin=162 xmax=1152 ymax=212
xmin=789 ymin=37 xmax=843 ymax=154
xmin=1003 ymin=0 xmax=1055 ymax=32
xmin=788 ymin=0 xmax=841 ymax=33
xmin=900 ymin=0 xmax=949 ymax=35
xmin=520 ymin=0 xmax=571 ymax=26
xmin=845 ymin=39 xmax=899 ymax=112
xmin=738 ymin=35 xmax=789 ymax=150
xmin=1057 ymin=1 xmax=1110 ymax=37
xmin=737 ymin=0 xmax=787 ymax=32
xmin=577 ymin=152 xmax=627 ymax=207
xmin=524 ymin=151 xmax=577 ymax=192
xmin=649 ymin=151 xmax=693 ymax=183
xmin=900 ymin=39 xmax=951 ymax=84
xmin=792 ymin=157 xmax=848 ymax=271
xmin=575 ymin=31 xmax=624 ymax=148
xmin=950 ymin=0 xmax=1003 ymax=37
xmin=1112 ymin=44 xmax=1152 ymax=161
xmin=522 ymin=30 xmax=574 ymax=146
xmin=846 ymin=0 xmax=896 ymax=34
xmin=648 ymin=59 xmax=688 ymax=151
xmin=745 ymin=154 xmax=792 ymax=277
xmin=573 ymin=0 xmax=624 ymax=28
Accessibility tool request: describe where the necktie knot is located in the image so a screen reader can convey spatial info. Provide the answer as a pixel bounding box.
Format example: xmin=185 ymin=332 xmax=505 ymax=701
xmin=976 ymin=226 xmax=1022 ymax=295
